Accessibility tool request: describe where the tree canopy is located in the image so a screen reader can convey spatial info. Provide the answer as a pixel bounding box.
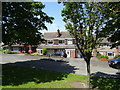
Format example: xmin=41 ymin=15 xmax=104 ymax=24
xmin=61 ymin=2 xmax=107 ymax=60
xmin=100 ymin=2 xmax=120 ymax=48
xmin=61 ymin=2 xmax=119 ymax=88
xmin=2 ymin=2 xmax=54 ymax=45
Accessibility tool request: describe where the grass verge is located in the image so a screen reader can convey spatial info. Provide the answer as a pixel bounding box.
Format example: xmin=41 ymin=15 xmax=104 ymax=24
xmin=2 ymin=65 xmax=120 ymax=89
xmin=2 ymin=65 xmax=87 ymax=88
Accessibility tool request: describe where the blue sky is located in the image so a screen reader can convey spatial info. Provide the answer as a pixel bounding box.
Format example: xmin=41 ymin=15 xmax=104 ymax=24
xmin=40 ymin=2 xmax=66 ymax=33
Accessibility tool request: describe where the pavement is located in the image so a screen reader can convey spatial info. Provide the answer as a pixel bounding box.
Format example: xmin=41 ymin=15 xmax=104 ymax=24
xmin=1 ymin=53 xmax=120 ymax=78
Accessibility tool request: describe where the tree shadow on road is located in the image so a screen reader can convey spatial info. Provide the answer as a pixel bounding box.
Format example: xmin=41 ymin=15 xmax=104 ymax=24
xmin=2 ymin=58 xmax=79 ymax=86
xmin=90 ymin=72 xmax=120 ymax=90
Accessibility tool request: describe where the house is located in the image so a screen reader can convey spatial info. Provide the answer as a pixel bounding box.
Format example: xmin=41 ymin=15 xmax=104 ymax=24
xmin=96 ymin=38 xmax=120 ymax=58
xmin=37 ymin=29 xmax=81 ymax=58
xmin=37 ymin=29 xmax=120 ymax=58
xmin=2 ymin=44 xmax=37 ymax=53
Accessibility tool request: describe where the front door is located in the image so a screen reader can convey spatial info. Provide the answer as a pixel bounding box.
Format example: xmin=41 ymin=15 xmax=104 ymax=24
xmin=66 ymin=50 xmax=71 ymax=58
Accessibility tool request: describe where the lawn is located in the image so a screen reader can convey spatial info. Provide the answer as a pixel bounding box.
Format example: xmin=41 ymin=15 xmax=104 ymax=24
xmin=2 ymin=65 xmax=87 ymax=88
xmin=2 ymin=65 xmax=120 ymax=89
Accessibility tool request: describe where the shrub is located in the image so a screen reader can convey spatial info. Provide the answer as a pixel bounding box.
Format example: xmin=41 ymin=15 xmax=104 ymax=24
xmin=0 ymin=48 xmax=4 ymax=53
xmin=31 ymin=52 xmax=39 ymax=55
xmin=114 ymin=55 xmax=120 ymax=59
xmin=42 ymin=48 xmax=47 ymax=55
xmin=0 ymin=49 xmax=9 ymax=53
xmin=96 ymin=52 xmax=101 ymax=57
xmin=7 ymin=51 xmax=20 ymax=54
xmin=4 ymin=49 xmax=9 ymax=53
xmin=100 ymin=58 xmax=109 ymax=61
xmin=98 ymin=55 xmax=108 ymax=59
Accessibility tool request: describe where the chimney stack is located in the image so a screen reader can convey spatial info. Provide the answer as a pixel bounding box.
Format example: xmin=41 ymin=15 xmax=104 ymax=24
xmin=57 ymin=29 xmax=61 ymax=37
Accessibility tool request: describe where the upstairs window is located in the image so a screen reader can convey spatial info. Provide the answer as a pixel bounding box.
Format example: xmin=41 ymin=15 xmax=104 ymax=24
xmin=47 ymin=40 xmax=53 ymax=44
xmin=68 ymin=40 xmax=73 ymax=45
xmin=59 ymin=40 xmax=64 ymax=44
xmin=41 ymin=40 xmax=46 ymax=44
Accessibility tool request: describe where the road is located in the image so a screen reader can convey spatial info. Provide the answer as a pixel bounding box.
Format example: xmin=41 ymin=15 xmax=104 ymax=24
xmin=1 ymin=54 xmax=120 ymax=78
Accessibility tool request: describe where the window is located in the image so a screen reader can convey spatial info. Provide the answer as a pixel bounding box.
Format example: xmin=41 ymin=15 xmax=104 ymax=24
xmin=41 ymin=40 xmax=46 ymax=44
xmin=59 ymin=40 xmax=64 ymax=44
xmin=107 ymin=52 xmax=114 ymax=57
xmin=68 ymin=40 xmax=73 ymax=45
xmin=108 ymin=44 xmax=112 ymax=47
xmin=47 ymin=40 xmax=53 ymax=44
xmin=13 ymin=47 xmax=19 ymax=51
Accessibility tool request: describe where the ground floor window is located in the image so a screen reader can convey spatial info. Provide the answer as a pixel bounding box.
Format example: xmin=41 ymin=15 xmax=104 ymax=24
xmin=13 ymin=47 xmax=19 ymax=51
xmin=107 ymin=52 xmax=114 ymax=57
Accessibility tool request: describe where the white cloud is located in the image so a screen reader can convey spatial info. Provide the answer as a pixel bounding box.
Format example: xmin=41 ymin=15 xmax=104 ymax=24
xmin=41 ymin=23 xmax=66 ymax=34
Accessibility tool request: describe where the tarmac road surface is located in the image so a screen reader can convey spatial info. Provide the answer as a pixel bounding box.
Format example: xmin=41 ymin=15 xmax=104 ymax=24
xmin=1 ymin=54 xmax=120 ymax=78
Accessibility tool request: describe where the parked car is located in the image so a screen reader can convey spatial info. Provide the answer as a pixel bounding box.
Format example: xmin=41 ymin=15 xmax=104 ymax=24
xmin=108 ymin=57 xmax=120 ymax=69
xmin=52 ymin=51 xmax=64 ymax=57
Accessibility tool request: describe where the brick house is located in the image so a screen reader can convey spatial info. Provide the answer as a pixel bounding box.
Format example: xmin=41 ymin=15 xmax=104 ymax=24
xmin=37 ymin=29 xmax=120 ymax=58
xmin=37 ymin=29 xmax=81 ymax=58
xmin=95 ymin=38 xmax=120 ymax=58
xmin=3 ymin=44 xmax=37 ymax=53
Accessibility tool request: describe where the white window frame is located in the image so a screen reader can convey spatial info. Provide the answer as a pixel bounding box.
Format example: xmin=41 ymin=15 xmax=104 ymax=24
xmin=107 ymin=52 xmax=114 ymax=57
xmin=68 ymin=39 xmax=73 ymax=45
xmin=47 ymin=40 xmax=53 ymax=45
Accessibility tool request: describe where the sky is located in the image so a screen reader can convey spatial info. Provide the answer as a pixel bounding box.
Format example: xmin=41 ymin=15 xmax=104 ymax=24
xmin=40 ymin=2 xmax=66 ymax=33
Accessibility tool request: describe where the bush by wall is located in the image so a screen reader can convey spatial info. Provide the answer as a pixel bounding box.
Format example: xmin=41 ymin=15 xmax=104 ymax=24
xmin=31 ymin=52 xmax=40 ymax=55
xmin=98 ymin=55 xmax=108 ymax=59
xmin=0 ymin=48 xmax=4 ymax=53
xmin=96 ymin=52 xmax=101 ymax=57
xmin=0 ymin=48 xmax=9 ymax=53
xmin=7 ymin=51 xmax=20 ymax=54
xmin=42 ymin=48 xmax=47 ymax=55
xmin=100 ymin=58 xmax=109 ymax=61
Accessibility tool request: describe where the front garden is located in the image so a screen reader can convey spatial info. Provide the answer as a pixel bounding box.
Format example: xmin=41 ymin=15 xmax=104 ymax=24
xmin=0 ymin=48 xmax=20 ymax=54
xmin=2 ymin=65 xmax=87 ymax=88
xmin=96 ymin=52 xmax=120 ymax=61
xmin=2 ymin=65 xmax=120 ymax=89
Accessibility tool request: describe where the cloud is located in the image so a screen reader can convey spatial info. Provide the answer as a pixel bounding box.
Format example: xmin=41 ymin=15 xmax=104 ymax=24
xmin=41 ymin=23 xmax=58 ymax=33
xmin=41 ymin=22 xmax=66 ymax=34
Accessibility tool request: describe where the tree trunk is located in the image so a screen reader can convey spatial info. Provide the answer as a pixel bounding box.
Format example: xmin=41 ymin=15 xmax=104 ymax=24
xmin=86 ymin=60 xmax=90 ymax=89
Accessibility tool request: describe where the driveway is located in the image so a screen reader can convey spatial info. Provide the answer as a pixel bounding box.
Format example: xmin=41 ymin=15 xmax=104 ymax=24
xmin=1 ymin=54 xmax=120 ymax=78
xmin=64 ymin=57 xmax=119 ymax=77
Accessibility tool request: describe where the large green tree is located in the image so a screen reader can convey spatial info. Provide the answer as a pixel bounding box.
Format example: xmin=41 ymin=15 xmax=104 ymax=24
xmin=2 ymin=2 xmax=54 ymax=45
xmin=100 ymin=2 xmax=120 ymax=48
xmin=61 ymin=2 xmax=108 ymax=88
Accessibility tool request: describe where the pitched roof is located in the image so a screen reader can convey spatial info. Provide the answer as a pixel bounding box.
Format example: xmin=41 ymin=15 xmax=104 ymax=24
xmin=37 ymin=45 xmax=77 ymax=49
xmin=44 ymin=31 xmax=73 ymax=39
xmin=44 ymin=30 xmax=111 ymax=44
xmin=97 ymin=46 xmax=116 ymax=52
xmin=101 ymin=38 xmax=110 ymax=43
